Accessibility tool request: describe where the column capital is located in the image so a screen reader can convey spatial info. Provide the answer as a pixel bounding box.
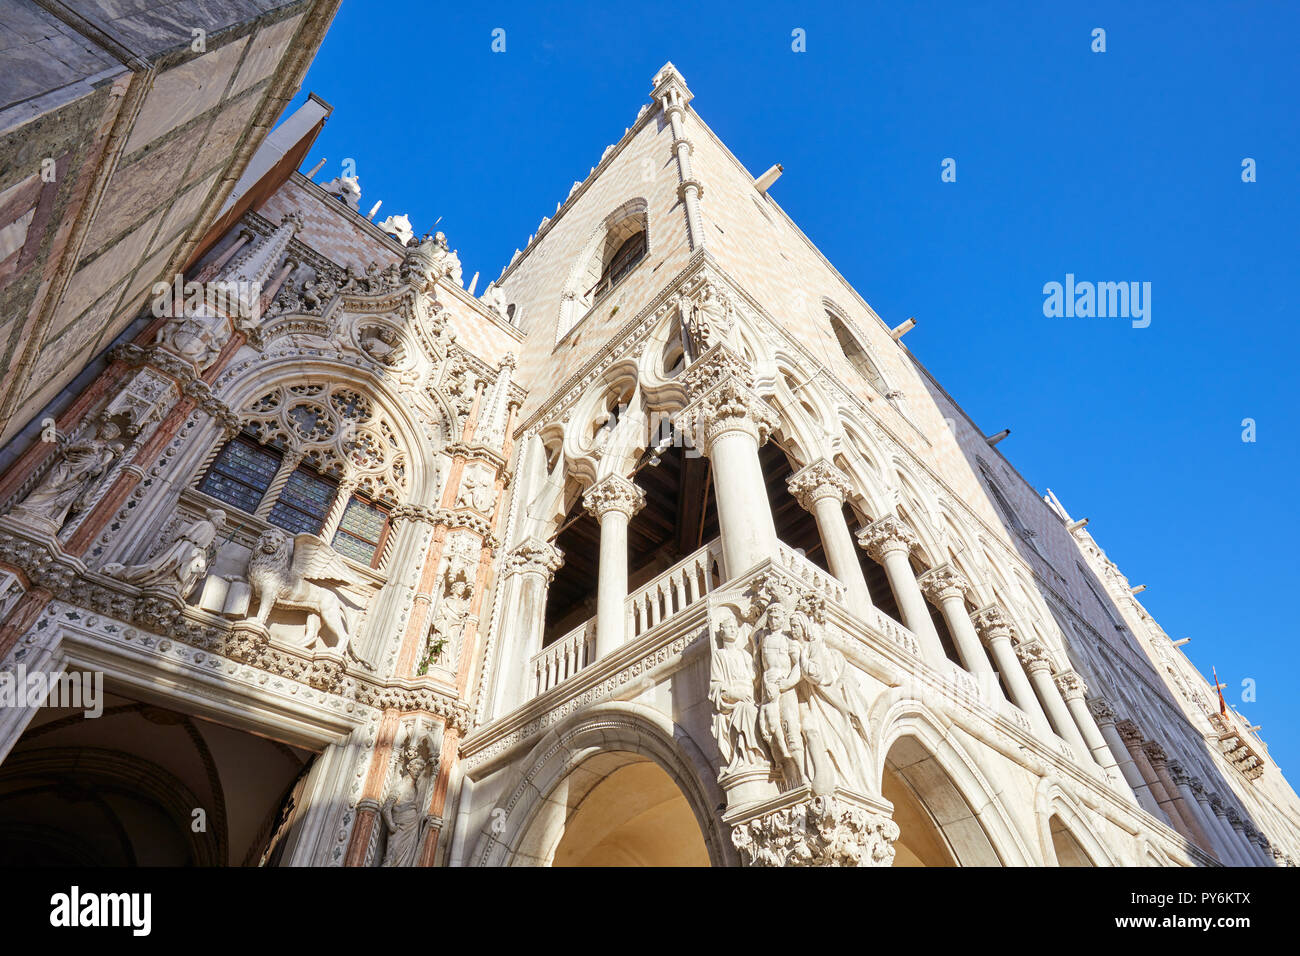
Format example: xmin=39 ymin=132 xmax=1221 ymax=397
xmin=1225 ymin=808 xmax=1245 ymax=830
xmin=1115 ymin=718 xmax=1144 ymax=746
xmin=1208 ymin=793 xmax=1227 ymax=815
xmin=1141 ymin=740 xmax=1169 ymax=768
xmin=1053 ymin=669 xmax=1088 ymax=701
xmin=917 ymin=563 xmax=971 ymax=604
xmin=1014 ymin=639 xmax=1053 ymax=674
xmin=971 ymin=604 xmax=1014 ymax=644
xmin=855 ymin=514 xmax=919 ymax=562
xmin=786 ymin=458 xmax=853 ymax=510
xmin=676 ymin=346 xmax=777 ymax=453
xmin=583 ymin=474 xmax=646 ymax=521
xmin=1188 ymin=776 xmax=1208 ymax=799
xmin=1166 ymin=759 xmax=1191 ymax=787
xmin=507 ymin=537 xmax=564 ymax=582
xmin=1086 ymin=696 xmax=1118 ymax=724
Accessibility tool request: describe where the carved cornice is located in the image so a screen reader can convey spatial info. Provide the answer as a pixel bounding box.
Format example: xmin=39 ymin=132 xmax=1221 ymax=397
xmin=582 ymin=474 xmax=646 ymax=521
xmin=786 ymin=459 xmax=852 ymax=510
xmin=855 ymin=514 xmax=919 ymax=562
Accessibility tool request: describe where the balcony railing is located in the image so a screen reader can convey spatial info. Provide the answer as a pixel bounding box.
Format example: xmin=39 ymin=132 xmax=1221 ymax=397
xmin=626 ymin=539 xmax=723 ymax=641
xmin=527 ymin=539 xmax=723 ymax=700
xmin=775 ymin=541 xmax=848 ymax=606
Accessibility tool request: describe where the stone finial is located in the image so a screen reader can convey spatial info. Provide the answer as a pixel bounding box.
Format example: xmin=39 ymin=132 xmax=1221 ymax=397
xmin=786 ymin=459 xmax=853 ymax=511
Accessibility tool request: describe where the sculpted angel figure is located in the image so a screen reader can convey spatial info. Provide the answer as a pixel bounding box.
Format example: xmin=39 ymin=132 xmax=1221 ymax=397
xmin=246 ymin=528 xmax=373 ymax=667
xmin=9 ymin=419 xmax=125 ymax=534
xmin=103 ymin=508 xmax=226 ymax=598
xmin=709 ymin=608 xmax=765 ymax=772
xmin=790 ymin=610 xmax=874 ymax=795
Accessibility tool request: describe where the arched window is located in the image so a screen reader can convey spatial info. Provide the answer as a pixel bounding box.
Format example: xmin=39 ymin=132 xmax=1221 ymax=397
xmin=592 ymin=231 xmax=645 ymax=302
xmin=559 ymin=200 xmax=649 ymax=341
xmin=826 ymin=309 xmax=888 ymax=396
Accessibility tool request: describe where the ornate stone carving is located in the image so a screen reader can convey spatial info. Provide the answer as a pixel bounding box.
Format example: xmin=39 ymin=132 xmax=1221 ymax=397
xmin=246 ymin=528 xmax=373 ymax=668
xmin=1166 ymin=759 xmax=1191 ymax=787
xmin=5 ymin=419 xmax=125 ymax=535
xmin=380 ymin=720 xmax=440 ymax=867
xmin=1053 ymin=669 xmax=1088 ymax=700
xmin=376 ymin=213 xmax=414 ymax=246
xmin=582 ymin=474 xmax=645 ymax=521
xmin=102 ymin=508 xmax=225 ymax=598
xmin=358 ymin=324 xmax=406 ymax=366
xmin=1086 ymin=697 xmax=1118 ymax=723
xmin=709 ymin=606 xmax=765 ymax=773
xmin=507 ymin=538 xmax=564 ymax=581
xmin=917 ymin=564 xmax=971 ymax=604
xmin=1141 ymin=741 xmax=1169 ymax=767
xmin=786 ymin=459 xmax=852 ymax=510
xmin=731 ymin=793 xmax=900 ymax=867
xmin=154 ymin=309 xmax=229 ymax=369
xmin=1014 ymin=640 xmax=1052 ymax=673
xmin=419 ymin=560 xmax=474 ymax=676
xmin=855 ymin=514 xmax=919 ymax=562
xmin=1115 ymin=719 xmax=1144 ymax=746
xmin=971 ymin=604 xmax=1014 ymax=644
xmin=684 ymin=281 xmax=734 ymax=356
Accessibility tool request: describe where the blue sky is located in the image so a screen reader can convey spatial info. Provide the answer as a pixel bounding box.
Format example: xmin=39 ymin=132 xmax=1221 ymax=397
xmin=285 ymin=2 xmax=1300 ymax=771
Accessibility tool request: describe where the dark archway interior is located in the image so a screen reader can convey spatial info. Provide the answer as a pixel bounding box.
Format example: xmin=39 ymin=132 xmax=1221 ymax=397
xmin=545 ymin=442 xmax=719 ymax=643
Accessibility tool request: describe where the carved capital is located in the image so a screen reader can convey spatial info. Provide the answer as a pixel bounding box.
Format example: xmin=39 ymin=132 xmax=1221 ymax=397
xmin=1208 ymin=794 xmax=1227 ymax=815
xmin=1115 ymin=719 xmax=1144 ymax=747
xmin=730 ymin=794 xmax=900 ymax=868
xmin=1086 ymin=697 xmax=1118 ymax=724
xmin=507 ymin=538 xmax=564 ymax=581
xmin=1014 ymin=639 xmax=1052 ymax=673
xmin=855 ymin=514 xmax=918 ymax=562
xmin=678 ymin=366 xmax=779 ymax=454
xmin=583 ymin=474 xmax=646 ymax=521
xmin=1188 ymin=776 xmax=1208 ymax=799
xmin=1141 ymin=740 xmax=1169 ymax=767
xmin=785 ymin=459 xmax=853 ymax=510
xmin=970 ymin=604 xmax=1014 ymax=645
xmin=1166 ymin=759 xmax=1191 ymax=787
xmin=1053 ymin=668 xmax=1088 ymax=700
xmin=917 ymin=563 xmax=971 ymax=605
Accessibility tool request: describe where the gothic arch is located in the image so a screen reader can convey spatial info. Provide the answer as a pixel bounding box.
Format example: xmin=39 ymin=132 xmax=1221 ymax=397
xmin=1033 ymin=778 xmax=1115 ymax=866
xmin=556 ymin=198 xmax=650 ymax=342
xmin=870 ymin=697 xmax=1034 ymax=866
xmin=470 ymin=702 xmax=728 ymax=867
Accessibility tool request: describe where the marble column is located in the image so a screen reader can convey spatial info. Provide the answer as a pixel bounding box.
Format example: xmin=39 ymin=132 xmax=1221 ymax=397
xmin=1241 ymin=823 xmax=1273 ymax=867
xmin=786 ymin=459 xmax=872 ymax=616
xmin=1015 ymin=640 xmax=1091 ymax=759
xmin=679 ymin=349 xmax=778 ymax=578
xmin=1086 ymin=698 xmax=1151 ymax=810
xmin=1141 ymin=742 xmax=1198 ymax=842
xmin=490 ymin=538 xmax=564 ymax=714
xmin=1113 ymin=721 xmax=1176 ymax=830
xmin=1053 ymin=670 xmax=1119 ymax=775
xmin=1192 ymin=780 xmax=1244 ymax=866
xmin=971 ymin=605 xmax=1052 ymax=736
xmin=1225 ymin=809 xmax=1260 ymax=867
xmin=1156 ymin=756 xmax=1216 ymax=856
xmin=856 ymin=515 xmax=945 ymax=664
xmin=1163 ymin=761 xmax=1225 ymax=863
xmin=1209 ymin=795 xmax=1253 ymax=867
xmin=917 ymin=565 xmax=993 ymax=677
xmin=583 ymin=474 xmax=646 ymax=659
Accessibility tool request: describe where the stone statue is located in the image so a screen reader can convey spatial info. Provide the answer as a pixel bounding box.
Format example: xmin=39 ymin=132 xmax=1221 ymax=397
xmin=685 ymin=282 xmax=733 ymax=356
xmin=756 ymin=599 xmax=807 ymax=789
xmin=420 ymin=575 xmax=472 ymax=674
xmin=455 ymin=468 xmax=492 ymax=512
xmin=480 ymin=282 xmax=507 ymax=318
xmin=427 ymin=231 xmax=463 ymax=287
xmin=790 ymin=610 xmax=874 ymax=795
xmin=8 ymin=420 xmax=125 ymax=534
xmin=709 ymin=608 xmax=764 ymax=772
xmin=103 ymin=508 xmax=226 ymax=598
xmin=246 ymin=528 xmax=373 ymax=667
xmin=380 ymin=734 xmax=438 ymax=867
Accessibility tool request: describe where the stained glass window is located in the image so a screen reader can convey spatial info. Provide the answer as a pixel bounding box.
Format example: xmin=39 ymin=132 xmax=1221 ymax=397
xmin=332 ymin=496 xmax=388 ymax=566
xmin=268 ymin=466 xmax=337 ymax=535
xmin=198 ymin=436 xmax=282 ymax=514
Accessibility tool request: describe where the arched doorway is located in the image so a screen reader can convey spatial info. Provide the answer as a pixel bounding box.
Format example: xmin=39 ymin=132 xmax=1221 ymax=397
xmin=881 ymin=736 xmax=1003 ymax=866
xmin=553 ymin=757 xmax=709 ymax=866
xmin=513 ymin=750 xmax=711 ymax=867
xmin=1049 ymin=814 xmax=1097 ymax=867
